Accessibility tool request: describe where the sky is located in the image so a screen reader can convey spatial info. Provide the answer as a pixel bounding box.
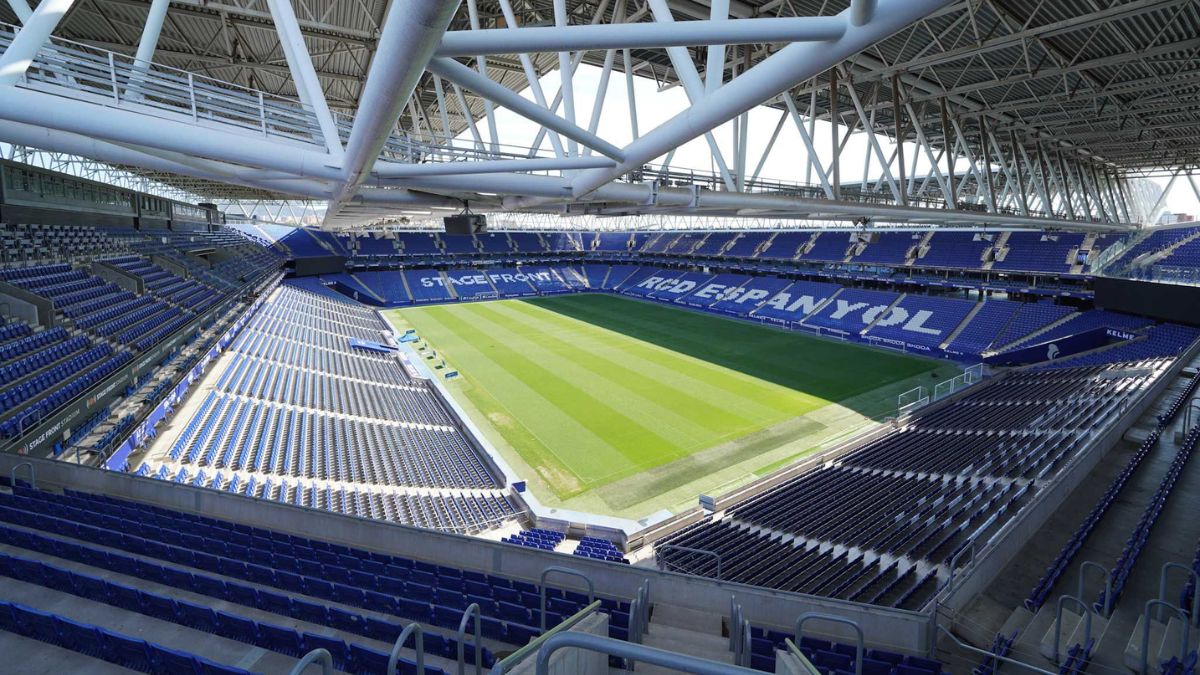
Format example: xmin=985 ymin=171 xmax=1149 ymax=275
xmin=460 ymin=64 xmax=1198 ymax=221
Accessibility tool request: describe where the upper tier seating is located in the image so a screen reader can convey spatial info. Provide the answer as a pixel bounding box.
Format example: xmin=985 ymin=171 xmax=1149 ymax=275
xmin=798 ymin=232 xmax=853 ymax=262
xmin=665 ymin=232 xmax=707 ymax=255
xmin=691 ymin=232 xmax=737 ymax=256
xmin=852 ymin=232 xmax=919 ymax=266
xmin=917 ymin=232 xmax=993 ymax=269
xmin=441 ymin=235 xmax=478 ymax=256
xmin=758 ymin=232 xmax=809 ymax=260
xmin=593 ymin=232 xmax=631 ymax=252
xmin=397 ymin=232 xmax=442 ymax=256
xmin=475 ymin=233 xmax=512 ymax=254
xmin=277 ymin=229 xmax=334 ymax=258
xmin=508 ymin=233 xmax=545 ymax=253
xmin=993 ymin=232 xmax=1084 ymax=273
xmin=724 ymin=232 xmax=771 ymax=258
xmin=640 ymin=233 xmax=678 ymax=254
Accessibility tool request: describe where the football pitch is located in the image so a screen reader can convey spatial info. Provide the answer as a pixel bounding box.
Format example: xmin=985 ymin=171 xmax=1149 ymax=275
xmin=385 ymin=294 xmax=952 ymax=519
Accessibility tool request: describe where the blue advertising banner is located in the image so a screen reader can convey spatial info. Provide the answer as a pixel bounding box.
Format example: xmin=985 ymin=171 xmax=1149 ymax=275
xmin=984 ymin=326 xmax=1119 ymax=367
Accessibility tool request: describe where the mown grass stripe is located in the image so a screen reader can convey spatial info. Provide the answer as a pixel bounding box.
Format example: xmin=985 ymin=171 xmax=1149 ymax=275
xmin=477 ymin=300 xmax=783 ymax=436
xmin=421 ymin=304 xmax=683 ymax=477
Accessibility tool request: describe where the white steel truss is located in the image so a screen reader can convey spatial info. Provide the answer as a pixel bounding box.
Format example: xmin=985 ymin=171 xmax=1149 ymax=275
xmin=0 ymin=0 xmax=1191 ymax=231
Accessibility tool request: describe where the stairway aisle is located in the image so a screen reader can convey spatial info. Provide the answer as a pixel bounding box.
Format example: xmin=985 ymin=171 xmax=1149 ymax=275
xmin=625 ymin=603 xmax=734 ymax=674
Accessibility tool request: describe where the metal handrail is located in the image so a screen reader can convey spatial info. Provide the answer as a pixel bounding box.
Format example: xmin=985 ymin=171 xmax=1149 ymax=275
xmin=457 ymin=603 xmax=482 ymax=675
xmin=1140 ymin=600 xmax=1189 ymax=675
xmin=657 ymin=544 xmax=722 ymax=580
xmin=937 ymin=626 xmax=1058 ymax=675
xmin=944 ymin=542 xmax=977 ymax=595
xmin=1052 ymin=594 xmax=1093 ymax=665
xmin=1159 ymin=562 xmax=1199 ymax=626
xmin=488 ymin=599 xmax=601 ymax=674
xmin=10 ymin=462 xmax=34 ymax=489
xmin=795 ymin=613 xmax=864 ymax=675
xmin=288 ymin=648 xmax=333 ymax=675
xmin=538 ymin=566 xmax=595 ymax=631
xmin=386 ymin=622 xmax=424 ymax=675
xmin=0 ymin=23 xmax=324 ymax=147
xmin=783 ymin=638 xmax=822 ymax=675
xmin=1078 ymin=561 xmax=1112 ymax=618
xmin=533 ymin=632 xmax=762 ymax=675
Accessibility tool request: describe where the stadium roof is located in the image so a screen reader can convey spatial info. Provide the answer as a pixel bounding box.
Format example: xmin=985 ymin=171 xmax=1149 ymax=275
xmin=0 ymin=0 xmax=1195 ymax=228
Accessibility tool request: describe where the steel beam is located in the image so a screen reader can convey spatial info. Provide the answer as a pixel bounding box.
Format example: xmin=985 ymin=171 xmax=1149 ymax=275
xmin=266 ymin=0 xmax=344 ymax=158
xmin=434 ymin=16 xmax=848 ymax=57
xmin=0 ymin=0 xmax=78 ymax=87
xmin=427 ymin=58 xmax=625 ymax=161
xmin=569 ymin=0 xmax=957 ymax=199
xmin=373 ymin=156 xmax=615 ymax=178
xmin=5 ymin=0 xmax=31 ymax=24
xmin=330 ymin=0 xmax=462 ymax=217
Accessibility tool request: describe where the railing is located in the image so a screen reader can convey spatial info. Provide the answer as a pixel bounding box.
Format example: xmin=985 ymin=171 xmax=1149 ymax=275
xmin=539 ymin=566 xmax=595 ymax=631
xmin=1051 ymin=595 xmax=1093 ymax=665
xmin=457 ymin=603 xmax=483 ymax=675
xmin=1159 ymin=563 xmax=1199 ymax=627
xmin=10 ymin=461 xmax=35 ymax=489
xmin=795 ymin=613 xmax=864 ymax=675
xmin=288 ymin=648 xmax=334 ymax=675
xmin=488 ymin=600 xmax=601 ymax=674
xmin=933 ymin=363 xmax=985 ymax=402
xmin=0 ymin=23 xmax=324 ymax=147
xmin=1139 ymin=600 xmax=1190 ymax=675
xmin=897 ymin=385 xmax=929 ymax=416
xmin=387 ymin=623 xmax=425 ymax=675
xmin=937 ymin=626 xmax=1058 ymax=675
xmin=656 ymin=544 xmax=722 ymax=580
xmin=783 ymin=638 xmax=822 ymax=675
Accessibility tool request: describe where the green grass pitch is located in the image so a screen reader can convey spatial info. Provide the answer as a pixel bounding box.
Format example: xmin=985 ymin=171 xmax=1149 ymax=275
xmin=386 ymin=294 xmax=948 ymax=517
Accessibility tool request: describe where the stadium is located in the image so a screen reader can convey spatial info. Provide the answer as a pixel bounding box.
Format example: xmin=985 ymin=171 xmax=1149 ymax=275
xmin=0 ymin=1 xmax=1198 ymax=674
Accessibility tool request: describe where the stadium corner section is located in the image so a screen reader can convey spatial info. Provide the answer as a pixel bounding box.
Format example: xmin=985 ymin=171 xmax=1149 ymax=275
xmin=379 ymin=294 xmax=953 ymax=530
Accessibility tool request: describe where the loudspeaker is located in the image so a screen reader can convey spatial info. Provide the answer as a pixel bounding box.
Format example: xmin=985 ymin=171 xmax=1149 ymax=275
xmin=443 ymin=213 xmax=488 ymax=234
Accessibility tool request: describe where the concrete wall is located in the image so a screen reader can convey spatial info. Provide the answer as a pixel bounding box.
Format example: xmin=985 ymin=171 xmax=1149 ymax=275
xmin=0 ymin=280 xmax=51 ymax=326
xmin=90 ymin=261 xmax=143 ymax=294
xmin=0 ymin=452 xmax=935 ymax=655
xmin=151 ymin=254 xmax=188 ymax=280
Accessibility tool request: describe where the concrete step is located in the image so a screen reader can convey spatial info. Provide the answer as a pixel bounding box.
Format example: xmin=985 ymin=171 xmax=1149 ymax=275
xmin=1158 ymin=616 xmax=1200 ymax=666
xmin=632 ymin=603 xmax=734 ymax=673
xmin=1124 ymin=614 xmax=1168 ymax=671
xmin=1038 ymin=610 xmax=1107 ymax=663
xmin=0 ymin=631 xmax=137 ymax=675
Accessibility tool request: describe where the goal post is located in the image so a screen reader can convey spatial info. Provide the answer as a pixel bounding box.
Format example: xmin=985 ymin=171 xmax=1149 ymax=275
xmin=897 ymin=386 xmax=928 ymax=416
